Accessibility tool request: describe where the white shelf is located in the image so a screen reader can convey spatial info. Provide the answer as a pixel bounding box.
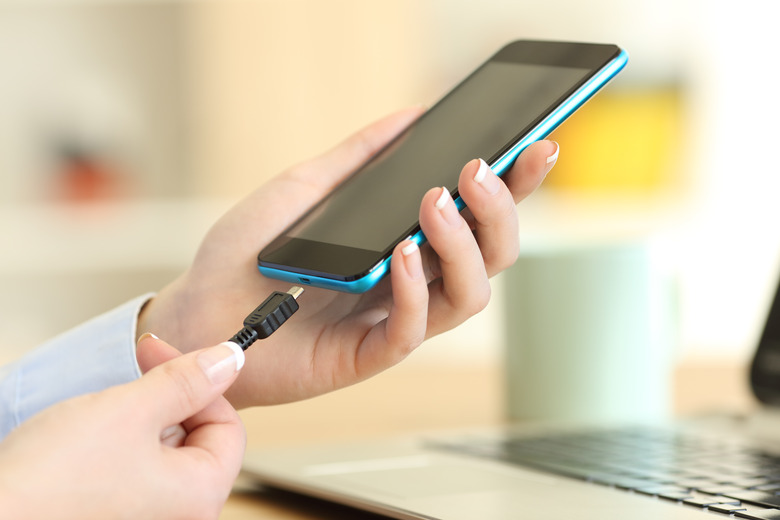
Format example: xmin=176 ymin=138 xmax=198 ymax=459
xmin=0 ymin=198 xmax=232 ymax=275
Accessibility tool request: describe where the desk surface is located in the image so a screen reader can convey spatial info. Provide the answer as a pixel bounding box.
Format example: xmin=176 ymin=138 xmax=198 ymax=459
xmin=220 ymin=356 xmax=756 ymax=519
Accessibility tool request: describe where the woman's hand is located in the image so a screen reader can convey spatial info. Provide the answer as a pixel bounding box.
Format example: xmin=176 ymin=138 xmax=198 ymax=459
xmin=138 ymin=107 xmax=559 ymax=409
xmin=0 ymin=335 xmax=245 ymax=520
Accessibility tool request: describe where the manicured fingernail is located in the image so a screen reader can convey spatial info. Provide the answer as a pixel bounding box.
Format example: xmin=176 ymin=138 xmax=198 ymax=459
xmin=434 ymin=187 xmax=450 ymax=209
xmin=138 ymin=332 xmax=159 ymax=343
xmin=402 ymin=242 xmax=419 ymax=256
xmin=197 ymin=342 xmax=245 ymax=384
xmin=433 ymin=186 xmax=464 ymax=227
xmin=400 ymin=241 xmax=423 ymax=279
xmin=546 ymin=142 xmax=560 ymax=166
xmin=473 ymin=158 xmax=500 ymax=195
xmin=473 ymin=158 xmax=488 ymax=183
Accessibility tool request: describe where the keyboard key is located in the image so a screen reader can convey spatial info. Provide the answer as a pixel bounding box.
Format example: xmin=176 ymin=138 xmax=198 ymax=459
xmin=635 ymin=485 xmax=691 ymax=497
xmin=735 ymin=509 xmax=780 ymax=520
xmin=728 ymin=478 xmax=777 ymax=489
xmin=709 ymin=504 xmax=748 ymax=514
xmin=753 ymin=484 xmax=780 ymax=492
xmin=726 ymin=491 xmax=780 ymax=509
xmin=699 ymin=485 xmax=746 ymax=495
xmin=676 ymin=478 xmax=716 ymax=490
xmin=659 ymin=491 xmax=696 ymax=501
xmin=610 ymin=477 xmax=659 ymax=490
xmin=684 ymin=497 xmax=739 ymax=507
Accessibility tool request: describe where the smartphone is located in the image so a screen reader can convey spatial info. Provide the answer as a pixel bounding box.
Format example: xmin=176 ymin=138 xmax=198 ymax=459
xmin=258 ymin=40 xmax=628 ymax=293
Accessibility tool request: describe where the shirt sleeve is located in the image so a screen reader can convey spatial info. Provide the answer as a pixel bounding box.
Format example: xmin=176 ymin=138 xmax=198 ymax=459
xmin=0 ymin=294 xmax=154 ymax=440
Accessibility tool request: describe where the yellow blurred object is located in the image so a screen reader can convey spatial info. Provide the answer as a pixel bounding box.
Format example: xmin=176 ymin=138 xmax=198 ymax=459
xmin=545 ymin=87 xmax=683 ymax=194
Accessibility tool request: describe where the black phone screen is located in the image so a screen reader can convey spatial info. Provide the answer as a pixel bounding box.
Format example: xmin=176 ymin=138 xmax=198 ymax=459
xmin=259 ymin=42 xmax=622 ymax=282
xmin=290 ymin=62 xmax=588 ymax=253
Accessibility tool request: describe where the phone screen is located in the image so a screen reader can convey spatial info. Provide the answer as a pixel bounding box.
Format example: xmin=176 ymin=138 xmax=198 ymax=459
xmin=259 ymin=41 xmax=626 ymax=291
xmin=290 ymin=62 xmax=589 ymax=253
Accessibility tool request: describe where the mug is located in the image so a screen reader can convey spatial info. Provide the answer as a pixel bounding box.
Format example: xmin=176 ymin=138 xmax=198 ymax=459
xmin=503 ymin=240 xmax=675 ymax=424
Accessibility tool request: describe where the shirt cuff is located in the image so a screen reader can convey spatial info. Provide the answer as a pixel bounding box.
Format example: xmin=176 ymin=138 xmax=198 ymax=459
xmin=0 ymin=293 xmax=154 ymax=440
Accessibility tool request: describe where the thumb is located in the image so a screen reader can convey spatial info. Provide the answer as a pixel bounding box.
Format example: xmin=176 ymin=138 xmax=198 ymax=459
xmin=134 ymin=335 xmax=245 ymax=428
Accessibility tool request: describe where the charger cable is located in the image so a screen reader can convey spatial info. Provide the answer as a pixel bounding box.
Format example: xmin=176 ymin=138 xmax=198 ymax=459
xmin=228 ymin=286 xmax=304 ymax=350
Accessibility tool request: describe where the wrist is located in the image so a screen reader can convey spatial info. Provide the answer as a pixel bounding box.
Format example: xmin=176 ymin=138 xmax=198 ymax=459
xmin=134 ymin=274 xmax=206 ymax=354
xmin=135 ymin=286 xmax=180 ymax=346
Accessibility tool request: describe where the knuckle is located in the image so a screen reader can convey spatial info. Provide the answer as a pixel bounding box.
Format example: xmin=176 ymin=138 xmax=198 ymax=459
xmin=498 ymin=242 xmax=521 ymax=271
xmin=481 ymin=242 xmax=520 ymax=274
xmin=450 ymin=282 xmax=491 ymax=319
xmin=387 ymin=329 xmax=426 ymax=362
xmin=398 ymin=334 xmax=425 ymax=359
xmin=471 ymin=283 xmax=492 ymax=314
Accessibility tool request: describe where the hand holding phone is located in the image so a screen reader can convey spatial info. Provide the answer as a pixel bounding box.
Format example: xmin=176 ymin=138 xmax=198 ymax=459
xmin=258 ymin=40 xmax=628 ymax=293
xmin=137 ymin=107 xmax=558 ymax=409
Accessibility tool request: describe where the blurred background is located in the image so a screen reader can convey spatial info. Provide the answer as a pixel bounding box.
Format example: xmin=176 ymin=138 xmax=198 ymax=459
xmin=1 ymin=0 xmax=779 ymax=417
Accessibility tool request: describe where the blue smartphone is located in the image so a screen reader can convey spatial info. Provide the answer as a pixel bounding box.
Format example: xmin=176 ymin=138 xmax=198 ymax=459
xmin=258 ymin=40 xmax=628 ymax=293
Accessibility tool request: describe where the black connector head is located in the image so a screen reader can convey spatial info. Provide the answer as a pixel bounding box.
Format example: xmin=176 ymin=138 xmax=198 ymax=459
xmin=229 ymin=286 xmax=304 ymax=350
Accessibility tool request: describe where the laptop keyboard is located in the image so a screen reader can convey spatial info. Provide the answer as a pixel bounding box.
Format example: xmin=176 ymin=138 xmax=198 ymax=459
xmin=432 ymin=427 xmax=780 ymax=519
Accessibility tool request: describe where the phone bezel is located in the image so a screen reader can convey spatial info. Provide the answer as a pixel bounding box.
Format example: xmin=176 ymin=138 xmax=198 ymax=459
xmin=258 ymin=40 xmax=629 ymax=293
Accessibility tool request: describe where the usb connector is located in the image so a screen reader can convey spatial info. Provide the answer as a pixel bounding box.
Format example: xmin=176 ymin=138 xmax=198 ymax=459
xmin=228 ymin=286 xmax=304 ymax=350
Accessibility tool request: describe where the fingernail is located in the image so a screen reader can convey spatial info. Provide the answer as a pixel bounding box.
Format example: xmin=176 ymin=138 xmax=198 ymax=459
xmin=197 ymin=342 xmax=245 ymax=384
xmin=433 ymin=186 xmax=463 ymax=227
xmin=401 ymin=241 xmax=419 ymax=256
xmin=473 ymin=158 xmax=500 ymax=195
xmin=400 ymin=241 xmax=423 ymax=280
xmin=434 ymin=187 xmax=450 ymax=210
xmin=546 ymin=142 xmax=560 ymax=167
xmin=137 ymin=332 xmax=159 ymax=343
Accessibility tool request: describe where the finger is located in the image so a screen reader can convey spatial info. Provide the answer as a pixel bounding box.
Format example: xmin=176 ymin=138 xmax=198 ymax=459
xmin=133 ymin=335 xmax=245 ymax=429
xmin=419 ymin=186 xmax=491 ymax=331
xmin=457 ymin=159 xmax=520 ymax=277
xmin=136 ymin=333 xmax=182 ymax=374
xmin=357 ymin=240 xmax=429 ymax=374
xmin=501 ymin=140 xmax=559 ymax=204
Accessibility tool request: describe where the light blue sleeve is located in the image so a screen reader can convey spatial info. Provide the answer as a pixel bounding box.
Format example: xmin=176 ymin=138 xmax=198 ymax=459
xmin=0 ymin=294 xmax=154 ymax=440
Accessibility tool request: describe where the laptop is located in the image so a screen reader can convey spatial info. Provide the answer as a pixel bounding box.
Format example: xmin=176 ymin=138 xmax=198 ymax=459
xmin=241 ymin=273 xmax=780 ymax=520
